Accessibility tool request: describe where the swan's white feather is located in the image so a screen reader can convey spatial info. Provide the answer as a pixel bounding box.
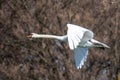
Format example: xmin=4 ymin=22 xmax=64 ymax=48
xmin=81 ymin=31 xmax=94 ymax=43
xmin=67 ymin=24 xmax=94 ymax=69
xmin=29 ymin=23 xmax=109 ymax=69
xmin=74 ymin=47 xmax=88 ymax=69
xmin=67 ymin=24 xmax=94 ymax=49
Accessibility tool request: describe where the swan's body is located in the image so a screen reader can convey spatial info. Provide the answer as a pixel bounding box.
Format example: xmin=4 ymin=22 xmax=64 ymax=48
xmin=27 ymin=24 xmax=109 ymax=69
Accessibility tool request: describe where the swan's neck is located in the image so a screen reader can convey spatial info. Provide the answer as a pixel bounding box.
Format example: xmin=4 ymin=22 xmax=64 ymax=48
xmin=32 ymin=34 xmax=68 ymax=41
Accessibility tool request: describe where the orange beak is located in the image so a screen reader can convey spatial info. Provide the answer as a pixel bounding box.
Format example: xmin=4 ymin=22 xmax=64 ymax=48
xmin=27 ymin=35 xmax=32 ymax=38
xmin=26 ymin=34 xmax=32 ymax=39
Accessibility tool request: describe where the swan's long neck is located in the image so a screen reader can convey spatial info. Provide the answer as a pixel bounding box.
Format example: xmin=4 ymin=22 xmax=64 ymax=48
xmin=32 ymin=33 xmax=68 ymax=41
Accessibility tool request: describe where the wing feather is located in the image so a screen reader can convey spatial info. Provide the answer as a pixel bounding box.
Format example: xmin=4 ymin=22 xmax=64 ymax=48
xmin=67 ymin=24 xmax=93 ymax=49
xmin=67 ymin=24 xmax=93 ymax=69
xmin=81 ymin=31 xmax=94 ymax=43
xmin=74 ymin=47 xmax=88 ymax=69
xmin=67 ymin=30 xmax=74 ymax=49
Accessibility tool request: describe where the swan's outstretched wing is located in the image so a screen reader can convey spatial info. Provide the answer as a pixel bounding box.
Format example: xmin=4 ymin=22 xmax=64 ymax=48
xmin=74 ymin=47 xmax=88 ymax=69
xmin=67 ymin=24 xmax=93 ymax=49
xmin=67 ymin=24 xmax=93 ymax=69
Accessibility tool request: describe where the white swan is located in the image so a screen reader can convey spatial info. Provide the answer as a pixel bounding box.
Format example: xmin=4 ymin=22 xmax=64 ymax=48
xmin=27 ymin=24 xmax=109 ymax=69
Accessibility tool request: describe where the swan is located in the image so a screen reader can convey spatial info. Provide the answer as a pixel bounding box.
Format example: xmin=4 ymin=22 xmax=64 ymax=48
xmin=27 ymin=24 xmax=109 ymax=69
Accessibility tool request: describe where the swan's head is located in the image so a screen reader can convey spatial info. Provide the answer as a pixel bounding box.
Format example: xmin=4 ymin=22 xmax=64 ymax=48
xmin=27 ymin=33 xmax=39 ymax=39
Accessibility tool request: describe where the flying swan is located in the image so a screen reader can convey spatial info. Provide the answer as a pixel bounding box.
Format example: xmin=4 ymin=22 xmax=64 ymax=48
xmin=27 ymin=24 xmax=109 ymax=69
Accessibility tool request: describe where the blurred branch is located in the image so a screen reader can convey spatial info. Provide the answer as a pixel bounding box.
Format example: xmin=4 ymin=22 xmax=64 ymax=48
xmin=114 ymin=0 xmax=119 ymax=66
xmin=114 ymin=1 xmax=120 ymax=80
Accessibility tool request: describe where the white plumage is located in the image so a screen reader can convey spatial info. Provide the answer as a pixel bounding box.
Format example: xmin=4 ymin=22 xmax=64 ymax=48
xmin=27 ymin=24 xmax=109 ymax=69
xmin=67 ymin=24 xmax=94 ymax=69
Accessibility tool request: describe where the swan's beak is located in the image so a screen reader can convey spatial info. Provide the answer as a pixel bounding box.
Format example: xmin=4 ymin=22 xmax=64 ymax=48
xmin=26 ymin=34 xmax=32 ymax=39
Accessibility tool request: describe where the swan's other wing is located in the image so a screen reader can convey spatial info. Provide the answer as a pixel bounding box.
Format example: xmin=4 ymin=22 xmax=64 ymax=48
xmin=74 ymin=47 xmax=88 ymax=69
xmin=67 ymin=24 xmax=93 ymax=49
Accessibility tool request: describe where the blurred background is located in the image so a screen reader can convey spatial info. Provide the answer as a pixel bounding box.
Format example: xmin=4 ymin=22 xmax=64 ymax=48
xmin=0 ymin=0 xmax=120 ymax=80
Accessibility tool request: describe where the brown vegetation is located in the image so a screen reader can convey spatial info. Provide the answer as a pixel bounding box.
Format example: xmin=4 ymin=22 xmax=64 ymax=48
xmin=0 ymin=0 xmax=120 ymax=80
